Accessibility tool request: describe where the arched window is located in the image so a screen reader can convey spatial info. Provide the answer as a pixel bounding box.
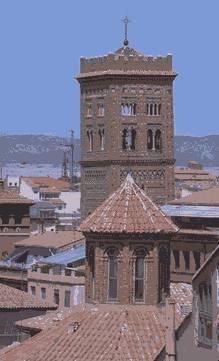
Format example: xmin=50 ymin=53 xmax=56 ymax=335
xmin=88 ymin=247 xmax=95 ymax=299
xmin=121 ymin=103 xmax=136 ymax=116
xmin=155 ymin=130 xmax=162 ymax=150
xmin=122 ymin=128 xmax=128 ymax=150
xmin=154 ymin=103 xmax=157 ymax=115
xmin=146 ymin=103 xmax=149 ymax=115
xmin=134 ymin=249 xmax=147 ymax=302
xmin=107 ymin=248 xmax=118 ymax=301
xmin=131 ymin=129 xmax=136 ymax=150
xmin=159 ymin=246 xmax=170 ymax=302
xmin=98 ymin=128 xmax=105 ymax=150
xmin=122 ymin=128 xmax=136 ymax=150
xmin=158 ymin=103 xmax=161 ymax=115
xmin=147 ymin=129 xmax=153 ymax=150
xmin=87 ymin=129 xmax=93 ymax=151
xmin=150 ymin=103 xmax=153 ymax=116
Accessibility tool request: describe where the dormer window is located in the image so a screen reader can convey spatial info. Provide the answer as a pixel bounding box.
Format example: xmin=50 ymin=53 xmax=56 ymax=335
xmin=121 ymin=102 xmax=136 ymax=116
xmin=98 ymin=104 xmax=104 ymax=117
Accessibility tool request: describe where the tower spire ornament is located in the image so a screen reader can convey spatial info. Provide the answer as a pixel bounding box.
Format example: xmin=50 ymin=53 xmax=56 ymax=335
xmin=122 ymin=16 xmax=131 ymax=47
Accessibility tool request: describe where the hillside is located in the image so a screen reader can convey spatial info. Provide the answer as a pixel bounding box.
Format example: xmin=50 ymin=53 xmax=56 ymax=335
xmin=0 ymin=134 xmax=219 ymax=167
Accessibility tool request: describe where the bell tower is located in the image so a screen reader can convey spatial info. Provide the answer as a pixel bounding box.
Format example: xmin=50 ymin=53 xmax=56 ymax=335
xmin=76 ymin=23 xmax=177 ymax=219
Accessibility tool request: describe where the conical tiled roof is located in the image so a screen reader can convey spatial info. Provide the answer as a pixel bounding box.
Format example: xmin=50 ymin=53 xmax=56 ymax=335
xmin=79 ymin=175 xmax=178 ymax=234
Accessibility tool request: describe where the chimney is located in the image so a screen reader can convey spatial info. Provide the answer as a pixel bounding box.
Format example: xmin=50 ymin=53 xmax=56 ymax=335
xmin=165 ymin=298 xmax=176 ymax=361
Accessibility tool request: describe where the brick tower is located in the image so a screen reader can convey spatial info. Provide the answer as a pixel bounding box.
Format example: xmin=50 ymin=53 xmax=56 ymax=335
xmin=76 ymin=32 xmax=177 ymax=219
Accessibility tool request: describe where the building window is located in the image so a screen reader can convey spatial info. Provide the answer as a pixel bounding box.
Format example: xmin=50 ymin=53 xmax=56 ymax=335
xmin=41 ymin=266 xmax=49 ymax=274
xmin=98 ymin=104 xmax=104 ymax=117
xmin=87 ymin=129 xmax=93 ymax=151
xmin=64 ymin=290 xmax=71 ymax=308
xmin=134 ymin=249 xmax=146 ymax=302
xmin=86 ymin=104 xmax=92 ymax=117
xmin=159 ymin=246 xmax=170 ymax=302
xmin=147 ymin=129 xmax=153 ymax=150
xmin=107 ymin=248 xmax=118 ymax=301
xmin=88 ymin=246 xmax=95 ymax=299
xmin=41 ymin=287 xmax=46 ymax=300
xmin=173 ymin=250 xmax=180 ymax=270
xmin=146 ymin=102 xmax=161 ymax=116
xmin=54 ymin=289 xmax=60 ymax=305
xmin=122 ymin=128 xmax=136 ymax=150
xmin=2 ymin=215 xmax=9 ymax=224
xmin=155 ymin=130 xmax=162 ymax=150
xmin=193 ymin=252 xmax=200 ymax=271
xmin=183 ymin=251 xmax=190 ymax=271
xmin=53 ymin=266 xmax=62 ymax=275
xmin=30 ymin=286 xmax=36 ymax=296
xmin=98 ymin=128 xmax=105 ymax=150
xmin=121 ymin=102 xmax=136 ymax=116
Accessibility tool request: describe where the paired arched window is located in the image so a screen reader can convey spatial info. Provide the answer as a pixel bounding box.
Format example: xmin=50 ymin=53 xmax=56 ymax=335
xmin=147 ymin=129 xmax=162 ymax=151
xmin=159 ymin=246 xmax=170 ymax=302
xmin=107 ymin=248 xmax=119 ymax=301
xmin=122 ymin=128 xmax=136 ymax=150
xmin=134 ymin=248 xmax=147 ymax=302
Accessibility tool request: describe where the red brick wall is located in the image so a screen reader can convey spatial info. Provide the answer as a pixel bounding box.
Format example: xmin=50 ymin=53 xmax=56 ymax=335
xmin=85 ymin=234 xmax=170 ymax=305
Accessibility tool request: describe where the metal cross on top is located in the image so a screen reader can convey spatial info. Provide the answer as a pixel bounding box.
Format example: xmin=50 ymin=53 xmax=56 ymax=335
xmin=122 ymin=16 xmax=131 ymax=47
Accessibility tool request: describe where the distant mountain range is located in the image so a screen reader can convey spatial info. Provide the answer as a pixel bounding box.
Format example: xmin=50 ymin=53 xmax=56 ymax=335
xmin=0 ymin=134 xmax=219 ymax=167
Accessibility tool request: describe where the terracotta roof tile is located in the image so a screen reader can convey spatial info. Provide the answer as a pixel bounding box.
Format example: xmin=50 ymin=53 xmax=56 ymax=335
xmin=48 ymin=198 xmax=66 ymax=205
xmin=22 ymin=177 xmax=70 ymax=192
xmin=1 ymin=283 xmax=192 ymax=361
xmin=0 ymin=191 xmax=33 ymax=204
xmin=15 ymin=230 xmax=84 ymax=250
xmin=79 ymin=175 xmax=178 ymax=234
xmin=171 ymin=186 xmax=219 ymax=206
xmin=0 ymin=283 xmax=57 ymax=310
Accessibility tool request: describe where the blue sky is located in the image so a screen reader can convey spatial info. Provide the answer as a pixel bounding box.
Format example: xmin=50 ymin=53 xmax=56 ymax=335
xmin=0 ymin=0 xmax=219 ymax=138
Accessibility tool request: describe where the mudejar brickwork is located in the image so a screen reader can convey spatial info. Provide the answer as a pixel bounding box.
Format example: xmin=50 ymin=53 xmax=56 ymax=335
xmin=76 ymin=42 xmax=177 ymax=219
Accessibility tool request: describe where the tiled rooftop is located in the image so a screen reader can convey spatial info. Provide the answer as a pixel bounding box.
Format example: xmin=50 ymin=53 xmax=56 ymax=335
xmin=175 ymin=167 xmax=216 ymax=181
xmin=15 ymin=230 xmax=84 ymax=250
xmin=0 ymin=190 xmax=33 ymax=204
xmin=1 ymin=283 xmax=192 ymax=361
xmin=79 ymin=175 xmax=178 ymax=234
xmin=170 ymin=187 xmax=219 ymax=206
xmin=22 ymin=176 xmax=70 ymax=192
xmin=0 ymin=283 xmax=57 ymax=310
xmin=15 ymin=282 xmax=192 ymax=333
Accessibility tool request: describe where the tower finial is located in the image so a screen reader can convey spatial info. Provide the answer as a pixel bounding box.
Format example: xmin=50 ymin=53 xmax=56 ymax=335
xmin=122 ymin=16 xmax=131 ymax=47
